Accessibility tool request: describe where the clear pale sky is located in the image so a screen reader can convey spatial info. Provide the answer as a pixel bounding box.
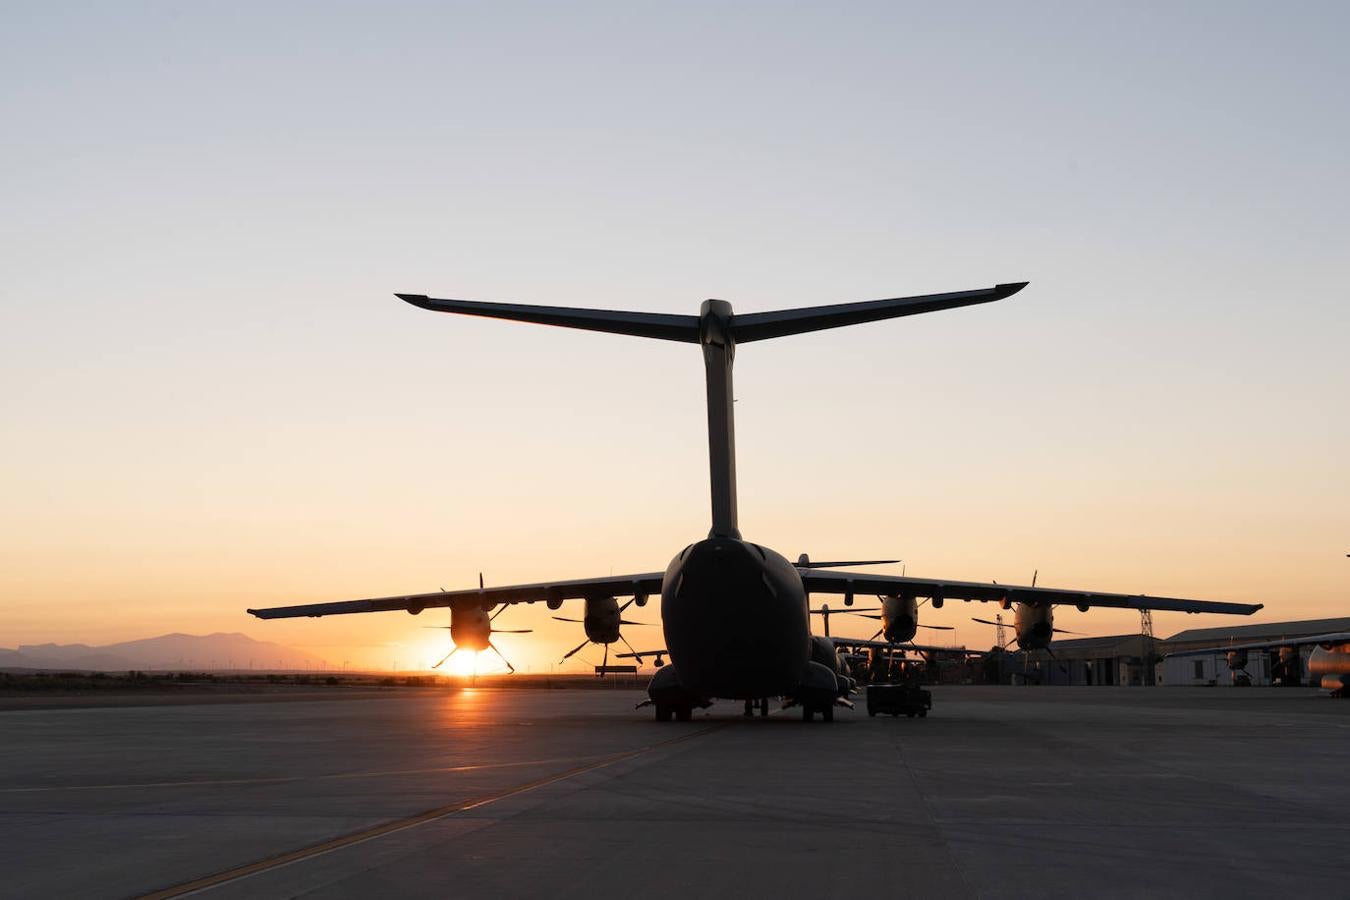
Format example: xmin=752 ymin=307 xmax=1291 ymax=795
xmin=3 ymin=2 xmax=1347 ymax=672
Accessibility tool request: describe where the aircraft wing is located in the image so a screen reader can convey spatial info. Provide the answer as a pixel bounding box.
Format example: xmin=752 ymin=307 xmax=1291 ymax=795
xmin=829 ymin=636 xmax=986 ymax=657
xmin=247 ymin=572 xmax=665 ymax=619
xmin=615 ymin=649 xmax=668 ymax=660
xmin=800 ymin=571 xmax=1263 ymax=616
xmin=1164 ymin=632 xmax=1350 ymax=657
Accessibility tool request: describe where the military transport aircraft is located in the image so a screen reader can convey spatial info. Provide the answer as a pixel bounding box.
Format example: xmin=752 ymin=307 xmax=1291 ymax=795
xmin=1166 ymin=632 xmax=1350 ymax=693
xmin=248 ymin=282 xmax=1263 ymax=721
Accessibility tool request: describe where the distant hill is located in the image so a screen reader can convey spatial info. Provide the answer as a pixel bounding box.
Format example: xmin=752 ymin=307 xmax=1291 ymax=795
xmin=3 ymin=633 xmax=326 ymax=672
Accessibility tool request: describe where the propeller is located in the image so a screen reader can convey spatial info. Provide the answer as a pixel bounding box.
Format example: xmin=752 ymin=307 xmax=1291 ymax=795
xmin=809 ymin=604 xmax=881 ymax=637
xmin=426 ymin=574 xmax=531 ymax=673
xmin=555 ymin=597 xmax=656 ymax=673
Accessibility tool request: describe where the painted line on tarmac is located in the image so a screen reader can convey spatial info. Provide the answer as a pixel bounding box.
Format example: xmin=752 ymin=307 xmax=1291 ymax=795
xmin=137 ymin=723 xmax=723 ymax=899
xmin=0 ymin=754 xmax=614 ymax=794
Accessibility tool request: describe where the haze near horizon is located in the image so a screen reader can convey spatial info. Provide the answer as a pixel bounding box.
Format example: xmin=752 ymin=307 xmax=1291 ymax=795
xmin=3 ymin=2 xmax=1347 ymax=671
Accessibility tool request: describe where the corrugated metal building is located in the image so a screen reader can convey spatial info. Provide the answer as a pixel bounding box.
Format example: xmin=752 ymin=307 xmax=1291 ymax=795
xmin=1159 ymin=617 xmax=1350 ymax=686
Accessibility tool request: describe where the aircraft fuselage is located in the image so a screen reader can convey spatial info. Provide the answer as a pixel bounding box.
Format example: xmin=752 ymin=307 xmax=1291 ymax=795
xmin=661 ymin=537 xmax=811 ymax=699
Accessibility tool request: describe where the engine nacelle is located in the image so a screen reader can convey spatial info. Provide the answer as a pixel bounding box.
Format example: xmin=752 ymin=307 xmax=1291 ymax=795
xmin=582 ymin=596 xmax=622 ymax=644
xmin=449 ymin=606 xmax=492 ymax=651
xmin=880 ymin=594 xmax=919 ymax=644
xmin=1309 ymin=645 xmax=1350 ymax=685
xmin=1014 ymin=602 xmax=1053 ymax=650
xmin=633 ymin=592 xmax=649 ymax=607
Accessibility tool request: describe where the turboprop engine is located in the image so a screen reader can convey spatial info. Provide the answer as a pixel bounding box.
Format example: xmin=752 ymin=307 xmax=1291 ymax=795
xmin=426 ymin=602 xmax=531 ymax=672
xmin=450 ymin=606 xmax=492 ymax=651
xmin=554 ymin=596 xmax=653 ymax=672
xmin=852 ymin=594 xmax=954 ymax=643
xmin=1309 ymin=644 xmax=1350 ymax=695
xmin=879 ymin=594 xmax=920 ymax=643
xmin=1014 ymin=602 xmax=1054 ymax=650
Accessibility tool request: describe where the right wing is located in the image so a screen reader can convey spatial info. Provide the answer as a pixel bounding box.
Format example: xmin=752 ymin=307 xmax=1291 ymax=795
xmin=802 ymin=570 xmax=1263 ymax=616
xmin=247 ymin=572 xmax=664 ymax=619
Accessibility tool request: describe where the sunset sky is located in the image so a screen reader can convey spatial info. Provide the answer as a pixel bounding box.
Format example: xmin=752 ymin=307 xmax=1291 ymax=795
xmin=3 ymin=2 xmax=1347 ymax=672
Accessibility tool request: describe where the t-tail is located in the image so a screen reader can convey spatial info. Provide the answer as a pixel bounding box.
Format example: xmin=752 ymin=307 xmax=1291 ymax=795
xmin=396 ymin=282 xmax=1028 ymax=538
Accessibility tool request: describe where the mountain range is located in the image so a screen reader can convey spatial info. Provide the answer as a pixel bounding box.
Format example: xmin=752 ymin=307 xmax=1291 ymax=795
xmin=0 ymin=632 xmax=327 ymax=672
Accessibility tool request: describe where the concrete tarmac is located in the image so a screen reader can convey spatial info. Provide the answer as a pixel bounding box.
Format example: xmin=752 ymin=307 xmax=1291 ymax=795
xmin=1 ymin=686 xmax=1347 ymax=899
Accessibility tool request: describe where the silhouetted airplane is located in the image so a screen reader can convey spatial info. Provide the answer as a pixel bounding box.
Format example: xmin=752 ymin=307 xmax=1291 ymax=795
xmin=248 ymin=282 xmax=1263 ymax=721
xmin=1167 ymin=632 xmax=1350 ymax=693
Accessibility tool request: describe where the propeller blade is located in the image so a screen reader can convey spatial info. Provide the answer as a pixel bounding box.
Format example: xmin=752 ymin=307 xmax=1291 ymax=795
xmin=486 ymin=641 xmax=515 ymax=674
xmin=560 ymin=639 xmax=590 ymax=662
xmin=918 ymin=624 xmax=955 ymax=631
xmin=552 ymin=617 xmax=583 ymax=623
xmin=618 ymin=619 xmax=656 ymax=626
xmin=971 ymin=617 xmax=1001 ymax=626
xmin=618 ymin=598 xmax=635 ymax=613
xmin=494 ymin=628 xmax=532 ymax=634
xmin=869 ymin=628 xmax=883 ymax=641
xmin=431 ymin=646 xmax=459 ymax=670
xmin=421 ymin=626 xmax=454 ymax=629
xmin=601 ymin=642 xmax=609 ymax=674
xmin=618 ymin=633 xmax=638 ymax=655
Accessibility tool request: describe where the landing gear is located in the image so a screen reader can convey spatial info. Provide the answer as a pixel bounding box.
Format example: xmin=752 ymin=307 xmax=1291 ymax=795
xmin=759 ymin=698 xmax=769 ymax=717
xmin=655 ymin=704 xmax=672 ymax=722
xmin=675 ymin=705 xmax=693 ymax=722
xmin=744 ymin=699 xmax=754 ymax=717
xmin=801 ymin=703 xmax=833 ymax=722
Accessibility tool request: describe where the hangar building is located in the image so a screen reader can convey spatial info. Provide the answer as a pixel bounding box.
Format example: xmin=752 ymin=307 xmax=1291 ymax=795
xmin=1159 ymin=616 xmax=1350 ymax=687
xmin=996 ymin=634 xmax=1159 ymax=686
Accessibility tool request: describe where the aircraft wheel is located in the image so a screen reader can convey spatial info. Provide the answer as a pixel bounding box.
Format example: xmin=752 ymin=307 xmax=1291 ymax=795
xmin=675 ymin=706 xmax=693 ymax=722
xmin=868 ymin=708 xmax=877 ymax=717
xmin=822 ymin=705 xmax=834 ymax=723
xmin=802 ymin=706 xmax=814 ymax=722
xmin=759 ymin=698 xmax=769 ymax=717
xmin=919 ymin=709 xmax=928 ymax=718
xmin=655 ymin=704 xmax=672 ymax=722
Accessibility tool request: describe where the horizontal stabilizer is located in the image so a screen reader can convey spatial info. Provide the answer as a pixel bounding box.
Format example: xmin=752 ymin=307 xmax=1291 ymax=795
xmin=795 ymin=559 xmax=899 ymax=570
xmin=730 ymin=283 xmax=1027 ymax=343
xmin=396 ymin=294 xmax=699 ymax=342
xmin=396 ymin=282 xmax=1025 ymax=345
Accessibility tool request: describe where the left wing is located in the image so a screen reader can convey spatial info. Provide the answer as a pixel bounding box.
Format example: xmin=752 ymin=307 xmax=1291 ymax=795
xmin=802 ymin=571 xmax=1263 ymax=616
xmin=1165 ymin=632 xmax=1350 ymax=657
xmin=830 ymin=636 xmax=986 ymax=657
xmin=247 ymin=572 xmax=664 ymax=619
